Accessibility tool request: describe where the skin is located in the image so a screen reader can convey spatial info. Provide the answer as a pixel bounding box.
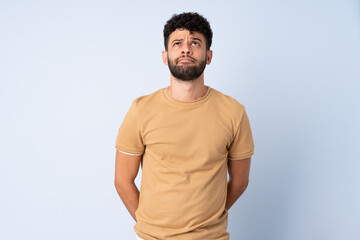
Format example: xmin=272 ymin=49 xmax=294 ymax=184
xmin=114 ymin=28 xmax=252 ymax=222
xmin=161 ymin=29 xmax=212 ymax=102
xmin=114 ymin=151 xmax=141 ymax=222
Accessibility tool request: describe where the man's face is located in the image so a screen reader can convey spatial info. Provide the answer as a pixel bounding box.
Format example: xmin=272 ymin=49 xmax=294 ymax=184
xmin=162 ymin=29 xmax=213 ymax=81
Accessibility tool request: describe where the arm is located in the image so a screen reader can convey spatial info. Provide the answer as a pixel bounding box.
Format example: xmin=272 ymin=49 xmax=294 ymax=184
xmin=114 ymin=150 xmax=142 ymax=222
xmin=225 ymin=157 xmax=251 ymax=211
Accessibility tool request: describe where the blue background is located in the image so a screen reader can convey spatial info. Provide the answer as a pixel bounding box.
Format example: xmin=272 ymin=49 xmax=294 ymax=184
xmin=0 ymin=0 xmax=359 ymax=239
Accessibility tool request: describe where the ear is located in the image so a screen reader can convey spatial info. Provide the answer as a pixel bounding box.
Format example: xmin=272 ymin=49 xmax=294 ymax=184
xmin=162 ymin=51 xmax=168 ymax=65
xmin=206 ymin=50 xmax=213 ymax=65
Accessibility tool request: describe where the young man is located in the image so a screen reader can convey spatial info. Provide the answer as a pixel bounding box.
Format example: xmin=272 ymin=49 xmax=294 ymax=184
xmin=114 ymin=12 xmax=255 ymax=240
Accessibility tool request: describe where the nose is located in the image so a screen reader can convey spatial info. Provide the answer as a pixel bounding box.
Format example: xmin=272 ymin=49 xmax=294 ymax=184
xmin=181 ymin=43 xmax=192 ymax=55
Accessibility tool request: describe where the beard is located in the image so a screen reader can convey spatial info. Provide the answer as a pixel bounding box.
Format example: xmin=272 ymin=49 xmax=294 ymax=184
xmin=167 ymin=54 xmax=207 ymax=81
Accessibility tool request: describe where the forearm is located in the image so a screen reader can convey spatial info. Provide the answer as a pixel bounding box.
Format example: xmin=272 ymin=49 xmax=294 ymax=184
xmin=115 ymin=182 xmax=140 ymax=222
xmin=225 ymin=179 xmax=247 ymax=211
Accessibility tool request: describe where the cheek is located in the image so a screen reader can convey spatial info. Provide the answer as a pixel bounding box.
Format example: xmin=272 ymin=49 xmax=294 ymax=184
xmin=167 ymin=54 xmax=177 ymax=63
xmin=201 ymin=53 xmax=207 ymax=62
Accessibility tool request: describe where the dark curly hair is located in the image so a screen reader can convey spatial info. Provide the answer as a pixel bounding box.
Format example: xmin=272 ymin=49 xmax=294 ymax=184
xmin=163 ymin=12 xmax=213 ymax=51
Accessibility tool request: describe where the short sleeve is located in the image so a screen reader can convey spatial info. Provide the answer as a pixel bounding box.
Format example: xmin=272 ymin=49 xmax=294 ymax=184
xmin=228 ymin=109 xmax=255 ymax=160
xmin=115 ymin=100 xmax=145 ymax=155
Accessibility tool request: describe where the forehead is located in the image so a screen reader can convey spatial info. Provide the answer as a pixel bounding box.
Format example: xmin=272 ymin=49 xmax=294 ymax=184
xmin=168 ymin=28 xmax=205 ymax=41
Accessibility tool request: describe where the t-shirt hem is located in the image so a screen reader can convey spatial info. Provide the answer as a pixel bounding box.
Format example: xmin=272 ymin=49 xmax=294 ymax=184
xmin=228 ymin=152 xmax=254 ymax=160
xmin=115 ymin=145 xmax=143 ymax=156
xmin=136 ymin=234 xmax=144 ymax=240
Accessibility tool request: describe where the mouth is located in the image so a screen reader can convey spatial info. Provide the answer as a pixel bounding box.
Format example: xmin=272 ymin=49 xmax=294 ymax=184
xmin=177 ymin=57 xmax=195 ymax=63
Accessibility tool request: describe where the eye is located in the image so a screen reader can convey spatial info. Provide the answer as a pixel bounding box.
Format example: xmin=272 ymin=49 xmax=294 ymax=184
xmin=192 ymin=42 xmax=199 ymax=46
xmin=173 ymin=42 xmax=180 ymax=46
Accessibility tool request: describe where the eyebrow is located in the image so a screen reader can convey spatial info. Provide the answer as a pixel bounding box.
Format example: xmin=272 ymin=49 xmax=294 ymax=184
xmin=171 ymin=37 xmax=202 ymax=44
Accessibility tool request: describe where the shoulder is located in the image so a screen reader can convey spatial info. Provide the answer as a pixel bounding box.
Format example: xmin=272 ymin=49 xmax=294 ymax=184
xmin=210 ymin=87 xmax=246 ymax=113
xmin=131 ymin=88 xmax=164 ymax=109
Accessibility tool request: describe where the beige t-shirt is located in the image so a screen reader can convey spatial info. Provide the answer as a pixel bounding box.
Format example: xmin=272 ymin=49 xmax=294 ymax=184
xmin=115 ymin=86 xmax=255 ymax=240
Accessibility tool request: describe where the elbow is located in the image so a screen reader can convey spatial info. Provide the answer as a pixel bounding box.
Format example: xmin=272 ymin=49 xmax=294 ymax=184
xmin=238 ymin=181 xmax=248 ymax=193
xmin=114 ymin=178 xmax=121 ymax=191
xmin=232 ymin=179 xmax=249 ymax=197
xmin=114 ymin=179 xmax=121 ymax=192
xmin=241 ymin=180 xmax=249 ymax=192
xmin=114 ymin=177 xmax=134 ymax=193
xmin=243 ymin=179 xmax=249 ymax=188
xmin=114 ymin=177 xmax=125 ymax=192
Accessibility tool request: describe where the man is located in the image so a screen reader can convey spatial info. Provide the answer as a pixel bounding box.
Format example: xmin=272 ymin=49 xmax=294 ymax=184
xmin=114 ymin=12 xmax=255 ymax=240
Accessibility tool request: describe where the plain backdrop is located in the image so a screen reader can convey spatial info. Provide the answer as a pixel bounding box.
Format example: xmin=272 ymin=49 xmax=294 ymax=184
xmin=1 ymin=0 xmax=359 ymax=239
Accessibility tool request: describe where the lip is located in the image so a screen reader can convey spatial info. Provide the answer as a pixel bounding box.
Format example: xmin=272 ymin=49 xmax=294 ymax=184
xmin=178 ymin=57 xmax=194 ymax=63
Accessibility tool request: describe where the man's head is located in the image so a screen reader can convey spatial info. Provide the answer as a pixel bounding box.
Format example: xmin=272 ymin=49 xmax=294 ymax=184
xmin=162 ymin=12 xmax=213 ymax=81
xmin=163 ymin=12 xmax=213 ymax=51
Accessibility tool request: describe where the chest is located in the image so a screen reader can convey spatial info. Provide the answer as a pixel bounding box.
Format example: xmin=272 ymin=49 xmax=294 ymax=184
xmin=141 ymin=107 xmax=234 ymax=162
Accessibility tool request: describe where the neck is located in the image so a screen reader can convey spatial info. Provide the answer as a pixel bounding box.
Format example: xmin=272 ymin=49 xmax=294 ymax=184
xmin=167 ymin=73 xmax=208 ymax=102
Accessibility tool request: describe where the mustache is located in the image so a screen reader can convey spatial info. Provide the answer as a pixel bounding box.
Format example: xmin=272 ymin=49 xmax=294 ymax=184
xmin=176 ymin=55 xmax=196 ymax=63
